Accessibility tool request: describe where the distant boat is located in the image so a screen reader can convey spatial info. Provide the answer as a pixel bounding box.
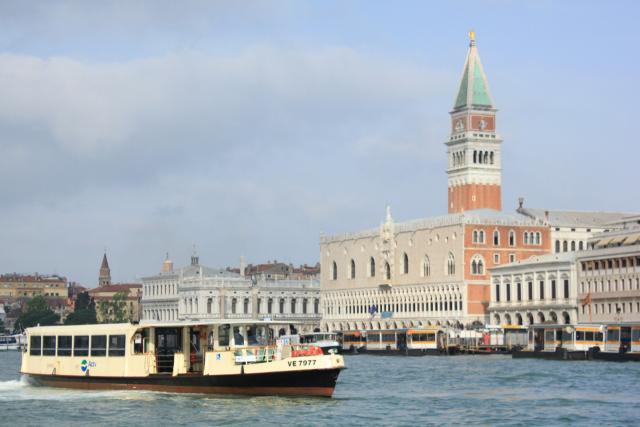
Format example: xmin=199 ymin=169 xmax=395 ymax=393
xmin=0 ymin=333 xmax=26 ymax=351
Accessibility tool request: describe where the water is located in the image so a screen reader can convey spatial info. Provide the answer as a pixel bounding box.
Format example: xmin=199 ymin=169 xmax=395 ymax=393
xmin=1 ymin=351 xmax=639 ymax=426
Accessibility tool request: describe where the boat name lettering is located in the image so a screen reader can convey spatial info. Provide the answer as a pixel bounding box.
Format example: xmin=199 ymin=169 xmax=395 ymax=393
xmin=287 ymin=359 xmax=316 ymax=367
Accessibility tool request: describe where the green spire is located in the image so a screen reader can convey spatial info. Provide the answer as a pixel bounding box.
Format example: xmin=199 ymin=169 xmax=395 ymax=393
xmin=453 ymin=34 xmax=494 ymax=110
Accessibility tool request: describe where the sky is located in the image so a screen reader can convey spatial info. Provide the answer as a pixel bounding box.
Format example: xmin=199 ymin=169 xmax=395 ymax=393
xmin=0 ymin=1 xmax=638 ymax=286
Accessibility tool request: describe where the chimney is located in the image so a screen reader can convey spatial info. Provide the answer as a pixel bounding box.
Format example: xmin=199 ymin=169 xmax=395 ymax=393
xmin=240 ymin=256 xmax=246 ymax=277
xmin=544 ymin=210 xmax=549 ymax=221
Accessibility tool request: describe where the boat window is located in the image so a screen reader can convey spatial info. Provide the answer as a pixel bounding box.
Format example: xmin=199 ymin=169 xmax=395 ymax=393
xmin=607 ymin=329 xmax=620 ymax=342
xmin=91 ymin=335 xmax=107 ymax=356
xmin=57 ymin=336 xmax=72 ymax=356
xmin=233 ymin=327 xmax=244 ymax=346
xmin=631 ymin=330 xmax=640 ymax=341
xmin=30 ymin=336 xmax=42 ymax=356
xmin=73 ymin=336 xmax=89 ymax=356
xmin=544 ymin=331 xmax=555 ymax=342
xmin=218 ymin=325 xmax=230 ymax=347
xmin=381 ymin=333 xmax=395 ymax=342
xmin=585 ymin=331 xmax=594 ymax=341
xmin=561 ymin=330 xmax=572 ymax=342
xmin=595 ymin=332 xmax=603 ymax=342
xmin=43 ymin=336 xmax=56 ymax=356
xmin=247 ymin=326 xmax=258 ymax=345
xmin=133 ymin=330 xmax=147 ymax=354
xmin=108 ymin=335 xmax=126 ymax=356
xmin=576 ymin=331 xmax=585 ymax=341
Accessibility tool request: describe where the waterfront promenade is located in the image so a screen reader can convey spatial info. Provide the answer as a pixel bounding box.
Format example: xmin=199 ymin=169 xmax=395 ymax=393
xmin=2 ymin=351 xmax=639 ymax=426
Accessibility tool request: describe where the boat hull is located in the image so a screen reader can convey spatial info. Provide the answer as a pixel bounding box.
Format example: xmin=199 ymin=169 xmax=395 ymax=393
xmin=512 ymin=349 xmax=588 ymax=360
xmin=22 ymin=367 xmax=342 ymax=397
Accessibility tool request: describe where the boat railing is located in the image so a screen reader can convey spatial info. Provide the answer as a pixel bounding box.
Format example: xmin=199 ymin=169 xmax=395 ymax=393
xmin=231 ymin=346 xmax=277 ymax=364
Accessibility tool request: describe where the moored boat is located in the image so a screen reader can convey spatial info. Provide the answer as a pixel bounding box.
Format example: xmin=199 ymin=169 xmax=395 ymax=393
xmin=299 ymin=332 xmax=341 ymax=355
xmin=0 ymin=333 xmax=26 ymax=351
xmin=21 ymin=320 xmax=345 ymax=397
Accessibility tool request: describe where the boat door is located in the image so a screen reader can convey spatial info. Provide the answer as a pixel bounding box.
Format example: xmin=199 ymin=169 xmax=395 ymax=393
xmin=533 ymin=329 xmax=544 ymax=351
xmin=621 ymin=327 xmax=632 ymax=352
xmin=396 ymin=331 xmax=407 ymax=351
xmin=156 ymin=328 xmax=181 ymax=373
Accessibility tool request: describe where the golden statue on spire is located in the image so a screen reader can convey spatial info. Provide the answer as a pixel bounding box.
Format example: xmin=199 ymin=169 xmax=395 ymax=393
xmin=469 ymin=30 xmax=476 ymax=46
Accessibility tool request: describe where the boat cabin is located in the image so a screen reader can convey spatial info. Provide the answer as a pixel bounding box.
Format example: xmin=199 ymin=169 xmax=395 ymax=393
xmin=526 ymin=324 xmax=605 ymax=352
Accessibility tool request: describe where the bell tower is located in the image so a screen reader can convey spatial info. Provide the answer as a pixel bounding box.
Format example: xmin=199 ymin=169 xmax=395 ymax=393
xmin=446 ymin=32 xmax=502 ymax=213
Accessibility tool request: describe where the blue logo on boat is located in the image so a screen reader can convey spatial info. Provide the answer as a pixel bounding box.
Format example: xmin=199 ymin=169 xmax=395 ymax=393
xmin=81 ymin=359 xmax=88 ymax=372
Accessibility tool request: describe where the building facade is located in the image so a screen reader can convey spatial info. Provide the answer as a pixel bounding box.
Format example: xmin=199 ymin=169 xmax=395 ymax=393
xmin=488 ymin=253 xmax=578 ymax=326
xmin=577 ymin=224 xmax=640 ymax=323
xmin=516 ymin=202 xmax=630 ymax=254
xmin=321 ymin=208 xmax=550 ymax=332
xmin=0 ymin=274 xmax=67 ymax=298
xmin=141 ymin=255 xmax=321 ymax=334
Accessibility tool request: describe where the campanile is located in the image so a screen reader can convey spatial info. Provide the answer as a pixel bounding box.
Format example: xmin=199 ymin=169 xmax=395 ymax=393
xmin=446 ymin=32 xmax=502 ymax=213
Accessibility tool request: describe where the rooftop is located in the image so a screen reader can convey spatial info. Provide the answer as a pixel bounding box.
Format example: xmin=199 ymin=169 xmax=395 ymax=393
xmin=516 ymin=207 xmax=633 ymax=228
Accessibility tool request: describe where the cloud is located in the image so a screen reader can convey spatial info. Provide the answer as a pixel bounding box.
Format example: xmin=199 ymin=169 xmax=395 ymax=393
xmin=0 ymin=45 xmax=451 ymax=284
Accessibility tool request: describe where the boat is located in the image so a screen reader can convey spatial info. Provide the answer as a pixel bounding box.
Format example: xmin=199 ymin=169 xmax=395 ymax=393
xmin=340 ymin=331 xmax=366 ymax=353
xmin=512 ymin=324 xmax=605 ymax=360
xmin=360 ymin=328 xmax=450 ymax=356
xmin=512 ymin=323 xmax=640 ymax=361
xmin=299 ymin=332 xmax=341 ymax=355
xmin=20 ymin=320 xmax=345 ymax=397
xmin=0 ymin=333 xmax=26 ymax=351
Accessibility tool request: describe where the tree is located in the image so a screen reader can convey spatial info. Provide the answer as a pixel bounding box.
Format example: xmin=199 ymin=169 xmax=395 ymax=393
xmin=14 ymin=296 xmax=60 ymax=332
xmin=64 ymin=291 xmax=98 ymax=325
xmin=97 ymin=290 xmax=130 ymax=323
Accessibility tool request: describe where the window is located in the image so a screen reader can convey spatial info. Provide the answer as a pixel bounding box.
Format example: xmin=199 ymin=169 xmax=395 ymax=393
xmin=231 ymin=298 xmax=237 ymax=314
xmin=73 ymin=336 xmax=89 ymax=357
xmin=279 ymin=298 xmax=285 ymax=314
xmin=509 ymin=254 xmax=516 ymax=263
xmin=555 ymin=240 xmax=561 ymax=253
xmin=517 ymin=283 xmax=522 ymax=301
xmin=57 ymin=336 xmax=72 ymax=356
xmin=243 ymin=298 xmax=249 ymax=314
xmin=571 ymin=241 xmax=576 ymax=251
xmin=108 ymin=335 xmax=125 ymax=356
xmin=578 ymin=241 xmax=584 ymax=250
xmin=30 ymin=336 xmax=41 ymax=356
xmin=495 ymin=284 xmax=500 ymax=302
xmin=256 ymin=298 xmax=261 ymax=314
xmin=350 ymin=259 xmax=356 ymax=279
xmin=268 ymin=298 xmax=273 ymax=314
xmin=291 ymin=298 xmax=296 ymax=314
xmin=43 ymin=336 xmax=56 ymax=356
xmin=207 ymin=298 xmax=212 ymax=314
xmin=508 ymin=230 xmax=515 ymax=246
xmin=471 ymin=255 xmax=484 ymax=275
xmin=506 ymin=284 xmax=511 ymax=302
xmin=493 ymin=253 xmax=500 ymax=264
xmin=302 ymin=299 xmax=307 ymax=314
xmin=493 ymin=230 xmax=500 ymax=246
xmin=218 ymin=325 xmax=230 ymax=346
xmin=528 ymin=282 xmax=533 ymax=300
xmin=369 ymin=257 xmax=376 ymax=277
xmin=447 ymin=253 xmax=456 ymax=275
xmin=422 ymin=256 xmax=431 ymax=277
xmin=524 ymin=232 xmax=529 ymax=245
xmin=332 ymin=261 xmax=337 ymax=280
xmin=403 ymin=253 xmax=409 ymax=274
xmin=551 ymin=280 xmax=557 ymax=299
xmin=314 ymin=299 xmax=319 ymax=314
xmin=91 ymin=335 xmax=107 ymax=356
xmin=539 ymin=281 xmax=545 ymax=299
xmin=563 ymin=279 xmax=569 ymax=299
xmin=563 ymin=241 xmax=568 ymax=252
xmin=384 ymin=262 xmax=391 ymax=280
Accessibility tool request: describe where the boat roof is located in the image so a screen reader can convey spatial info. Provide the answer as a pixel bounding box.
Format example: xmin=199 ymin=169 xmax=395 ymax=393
xmin=26 ymin=319 xmax=293 ymax=334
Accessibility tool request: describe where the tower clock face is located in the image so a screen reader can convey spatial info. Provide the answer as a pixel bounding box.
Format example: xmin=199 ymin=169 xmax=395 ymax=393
xmin=455 ymin=119 xmax=464 ymax=132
